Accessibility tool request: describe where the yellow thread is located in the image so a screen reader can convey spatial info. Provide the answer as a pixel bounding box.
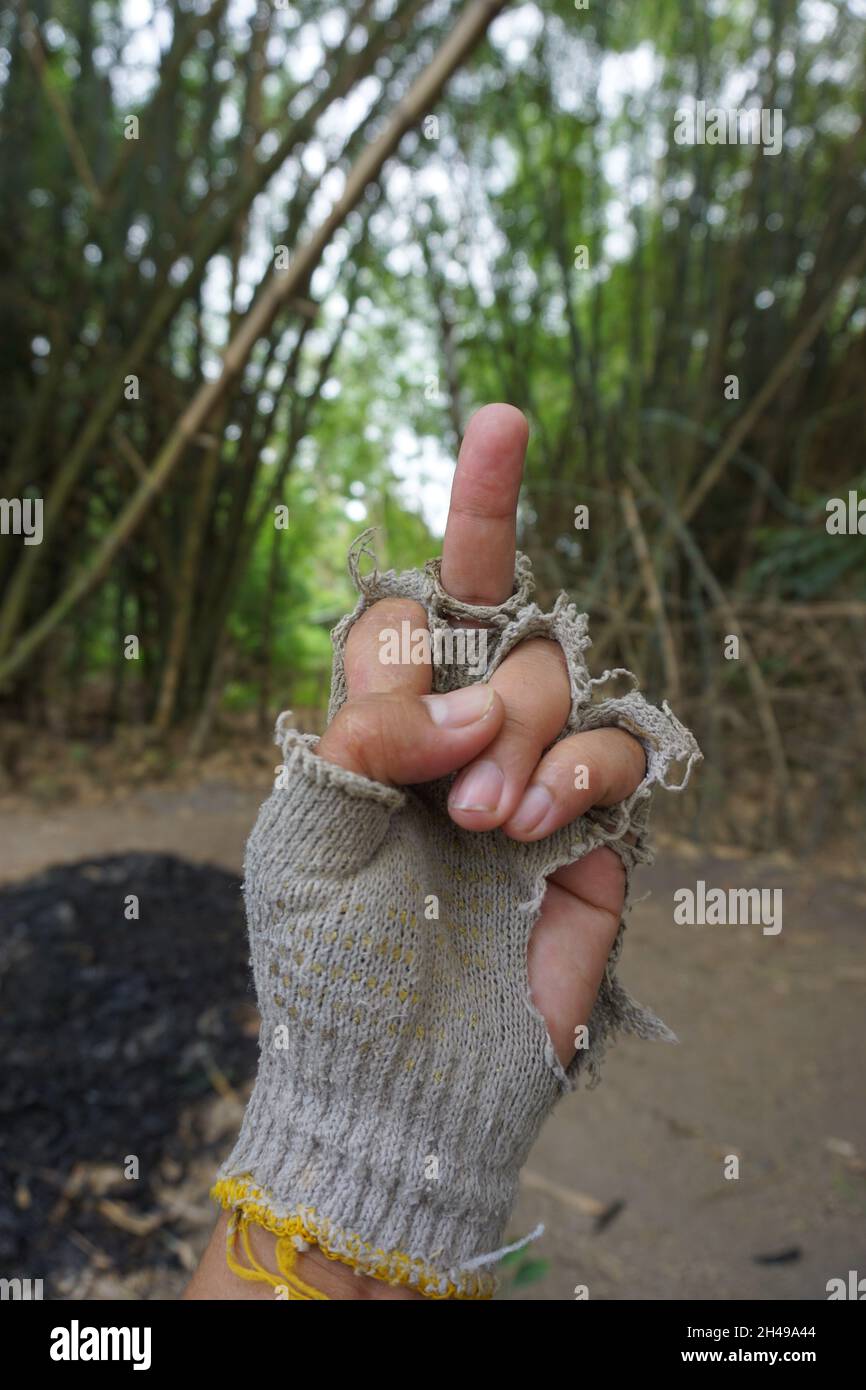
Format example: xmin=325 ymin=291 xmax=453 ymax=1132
xmin=275 ymin=1237 xmax=329 ymax=1300
xmin=225 ymin=1215 xmax=329 ymax=1299
xmin=212 ymin=1176 xmax=492 ymax=1300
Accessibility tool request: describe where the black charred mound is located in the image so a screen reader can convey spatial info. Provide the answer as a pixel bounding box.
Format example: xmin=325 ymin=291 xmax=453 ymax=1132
xmin=0 ymin=854 xmax=258 ymax=1295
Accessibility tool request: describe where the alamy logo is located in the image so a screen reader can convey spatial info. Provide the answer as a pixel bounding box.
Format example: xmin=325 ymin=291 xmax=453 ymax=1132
xmin=674 ymin=880 xmax=782 ymax=935
xmin=826 ymin=1270 xmax=866 ymax=1299
xmin=0 ymin=497 xmax=43 ymax=545
xmin=674 ymin=102 xmax=783 ymax=156
xmin=49 ymin=1320 xmax=152 ymax=1370
xmin=825 ymin=491 xmax=865 ymax=534
xmin=379 ymin=619 xmax=488 ymax=671
xmin=0 ymin=1276 xmax=43 ymax=1300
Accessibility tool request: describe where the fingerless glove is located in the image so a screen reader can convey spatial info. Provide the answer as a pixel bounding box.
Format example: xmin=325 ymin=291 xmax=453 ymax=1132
xmin=212 ymin=535 xmax=701 ymax=1298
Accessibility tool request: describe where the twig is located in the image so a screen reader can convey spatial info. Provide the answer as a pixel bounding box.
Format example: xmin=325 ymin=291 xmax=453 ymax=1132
xmin=619 ymin=485 xmax=681 ymax=701
xmin=682 ymin=237 xmax=866 ymax=522
xmin=625 ymin=459 xmax=793 ymax=839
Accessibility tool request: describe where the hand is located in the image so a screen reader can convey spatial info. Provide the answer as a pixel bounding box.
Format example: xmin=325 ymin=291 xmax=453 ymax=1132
xmin=190 ymin=401 xmax=693 ymax=1302
xmin=318 ymin=403 xmax=647 ymax=1068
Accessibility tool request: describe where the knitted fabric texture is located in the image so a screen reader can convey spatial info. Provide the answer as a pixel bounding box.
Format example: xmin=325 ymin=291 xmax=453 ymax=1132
xmin=214 ymin=533 xmax=702 ymax=1298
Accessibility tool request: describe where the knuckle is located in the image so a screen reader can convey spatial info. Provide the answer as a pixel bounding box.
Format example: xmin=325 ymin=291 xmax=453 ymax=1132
xmin=332 ymin=693 xmax=412 ymax=780
xmin=346 ymin=599 xmax=430 ymax=681
xmin=549 ymin=739 xmax=604 ymax=802
xmin=330 ymin=698 xmax=384 ymax=776
xmin=501 ymin=704 xmax=540 ymax=743
xmin=599 ymin=726 xmax=647 ymax=785
xmin=359 ymin=598 xmax=428 ymax=634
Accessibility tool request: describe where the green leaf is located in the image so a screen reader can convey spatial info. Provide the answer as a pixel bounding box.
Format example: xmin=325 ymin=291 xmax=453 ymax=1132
xmin=511 ymin=1258 xmax=550 ymax=1287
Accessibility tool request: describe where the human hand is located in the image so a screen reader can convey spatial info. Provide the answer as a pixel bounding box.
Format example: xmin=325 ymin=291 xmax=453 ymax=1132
xmin=318 ymin=403 xmax=647 ymax=1067
xmin=205 ymin=400 xmax=699 ymax=1300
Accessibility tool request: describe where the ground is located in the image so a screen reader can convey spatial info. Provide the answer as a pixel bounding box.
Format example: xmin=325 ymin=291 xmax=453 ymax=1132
xmin=1 ymin=772 xmax=864 ymax=1301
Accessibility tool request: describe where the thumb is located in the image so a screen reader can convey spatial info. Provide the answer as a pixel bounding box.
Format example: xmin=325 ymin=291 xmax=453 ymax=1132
xmin=316 ymin=684 xmax=504 ymax=787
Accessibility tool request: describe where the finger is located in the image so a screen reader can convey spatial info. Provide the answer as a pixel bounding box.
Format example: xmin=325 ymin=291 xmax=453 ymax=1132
xmin=344 ymin=599 xmax=432 ymax=699
xmin=547 ymin=845 xmax=627 ymax=918
xmin=447 ymin=638 xmax=571 ymax=829
xmin=528 ymin=848 xmax=625 ymax=1067
xmin=503 ymin=728 xmax=647 ymax=841
xmin=317 ymin=684 xmax=505 ymax=787
xmin=440 ymin=403 xmax=528 ymax=604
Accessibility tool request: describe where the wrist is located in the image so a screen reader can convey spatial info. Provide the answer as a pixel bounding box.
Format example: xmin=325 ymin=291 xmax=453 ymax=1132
xmin=246 ymin=1221 xmax=426 ymax=1300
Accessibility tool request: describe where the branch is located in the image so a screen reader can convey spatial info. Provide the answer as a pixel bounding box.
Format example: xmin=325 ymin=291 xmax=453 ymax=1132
xmin=624 ymin=459 xmax=792 ymax=839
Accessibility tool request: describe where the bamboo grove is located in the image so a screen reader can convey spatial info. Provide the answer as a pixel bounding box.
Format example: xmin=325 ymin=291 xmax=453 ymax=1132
xmin=1 ymin=0 xmax=864 ymax=849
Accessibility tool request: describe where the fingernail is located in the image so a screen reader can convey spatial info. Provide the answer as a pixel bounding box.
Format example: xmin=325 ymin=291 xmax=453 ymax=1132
xmin=450 ymin=760 xmax=504 ymax=813
xmin=508 ymin=784 xmax=554 ymax=836
xmin=421 ymin=683 xmax=494 ymax=728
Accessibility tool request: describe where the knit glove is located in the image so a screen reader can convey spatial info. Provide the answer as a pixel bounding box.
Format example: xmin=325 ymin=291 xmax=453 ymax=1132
xmin=213 ymin=537 xmax=701 ymax=1299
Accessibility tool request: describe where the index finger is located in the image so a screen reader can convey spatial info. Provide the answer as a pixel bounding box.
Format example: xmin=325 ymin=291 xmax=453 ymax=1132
xmin=440 ymin=403 xmax=528 ymax=605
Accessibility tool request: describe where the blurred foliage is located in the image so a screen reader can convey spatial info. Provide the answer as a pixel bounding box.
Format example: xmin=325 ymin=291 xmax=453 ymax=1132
xmin=0 ymin=0 xmax=864 ymax=844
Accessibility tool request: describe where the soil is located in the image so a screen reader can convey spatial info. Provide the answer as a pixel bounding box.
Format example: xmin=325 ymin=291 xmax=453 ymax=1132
xmin=1 ymin=775 xmax=864 ymax=1301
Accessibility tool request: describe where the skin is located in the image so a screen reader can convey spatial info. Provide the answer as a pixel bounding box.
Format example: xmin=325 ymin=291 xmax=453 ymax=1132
xmin=185 ymin=404 xmax=646 ymax=1301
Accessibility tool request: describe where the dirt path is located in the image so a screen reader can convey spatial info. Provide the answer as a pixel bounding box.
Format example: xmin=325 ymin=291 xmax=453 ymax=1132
xmin=2 ymin=782 xmax=864 ymax=1301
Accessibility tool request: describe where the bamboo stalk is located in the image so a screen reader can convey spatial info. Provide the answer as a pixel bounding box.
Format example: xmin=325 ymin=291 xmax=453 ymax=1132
xmin=624 ymin=459 xmax=792 ymax=840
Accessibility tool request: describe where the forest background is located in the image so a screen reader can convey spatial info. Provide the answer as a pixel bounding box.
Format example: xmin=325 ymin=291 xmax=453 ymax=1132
xmin=1 ymin=0 xmax=864 ymax=854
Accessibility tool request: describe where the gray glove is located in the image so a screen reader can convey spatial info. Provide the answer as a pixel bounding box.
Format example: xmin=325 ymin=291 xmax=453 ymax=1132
xmin=213 ymin=539 xmax=701 ymax=1299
